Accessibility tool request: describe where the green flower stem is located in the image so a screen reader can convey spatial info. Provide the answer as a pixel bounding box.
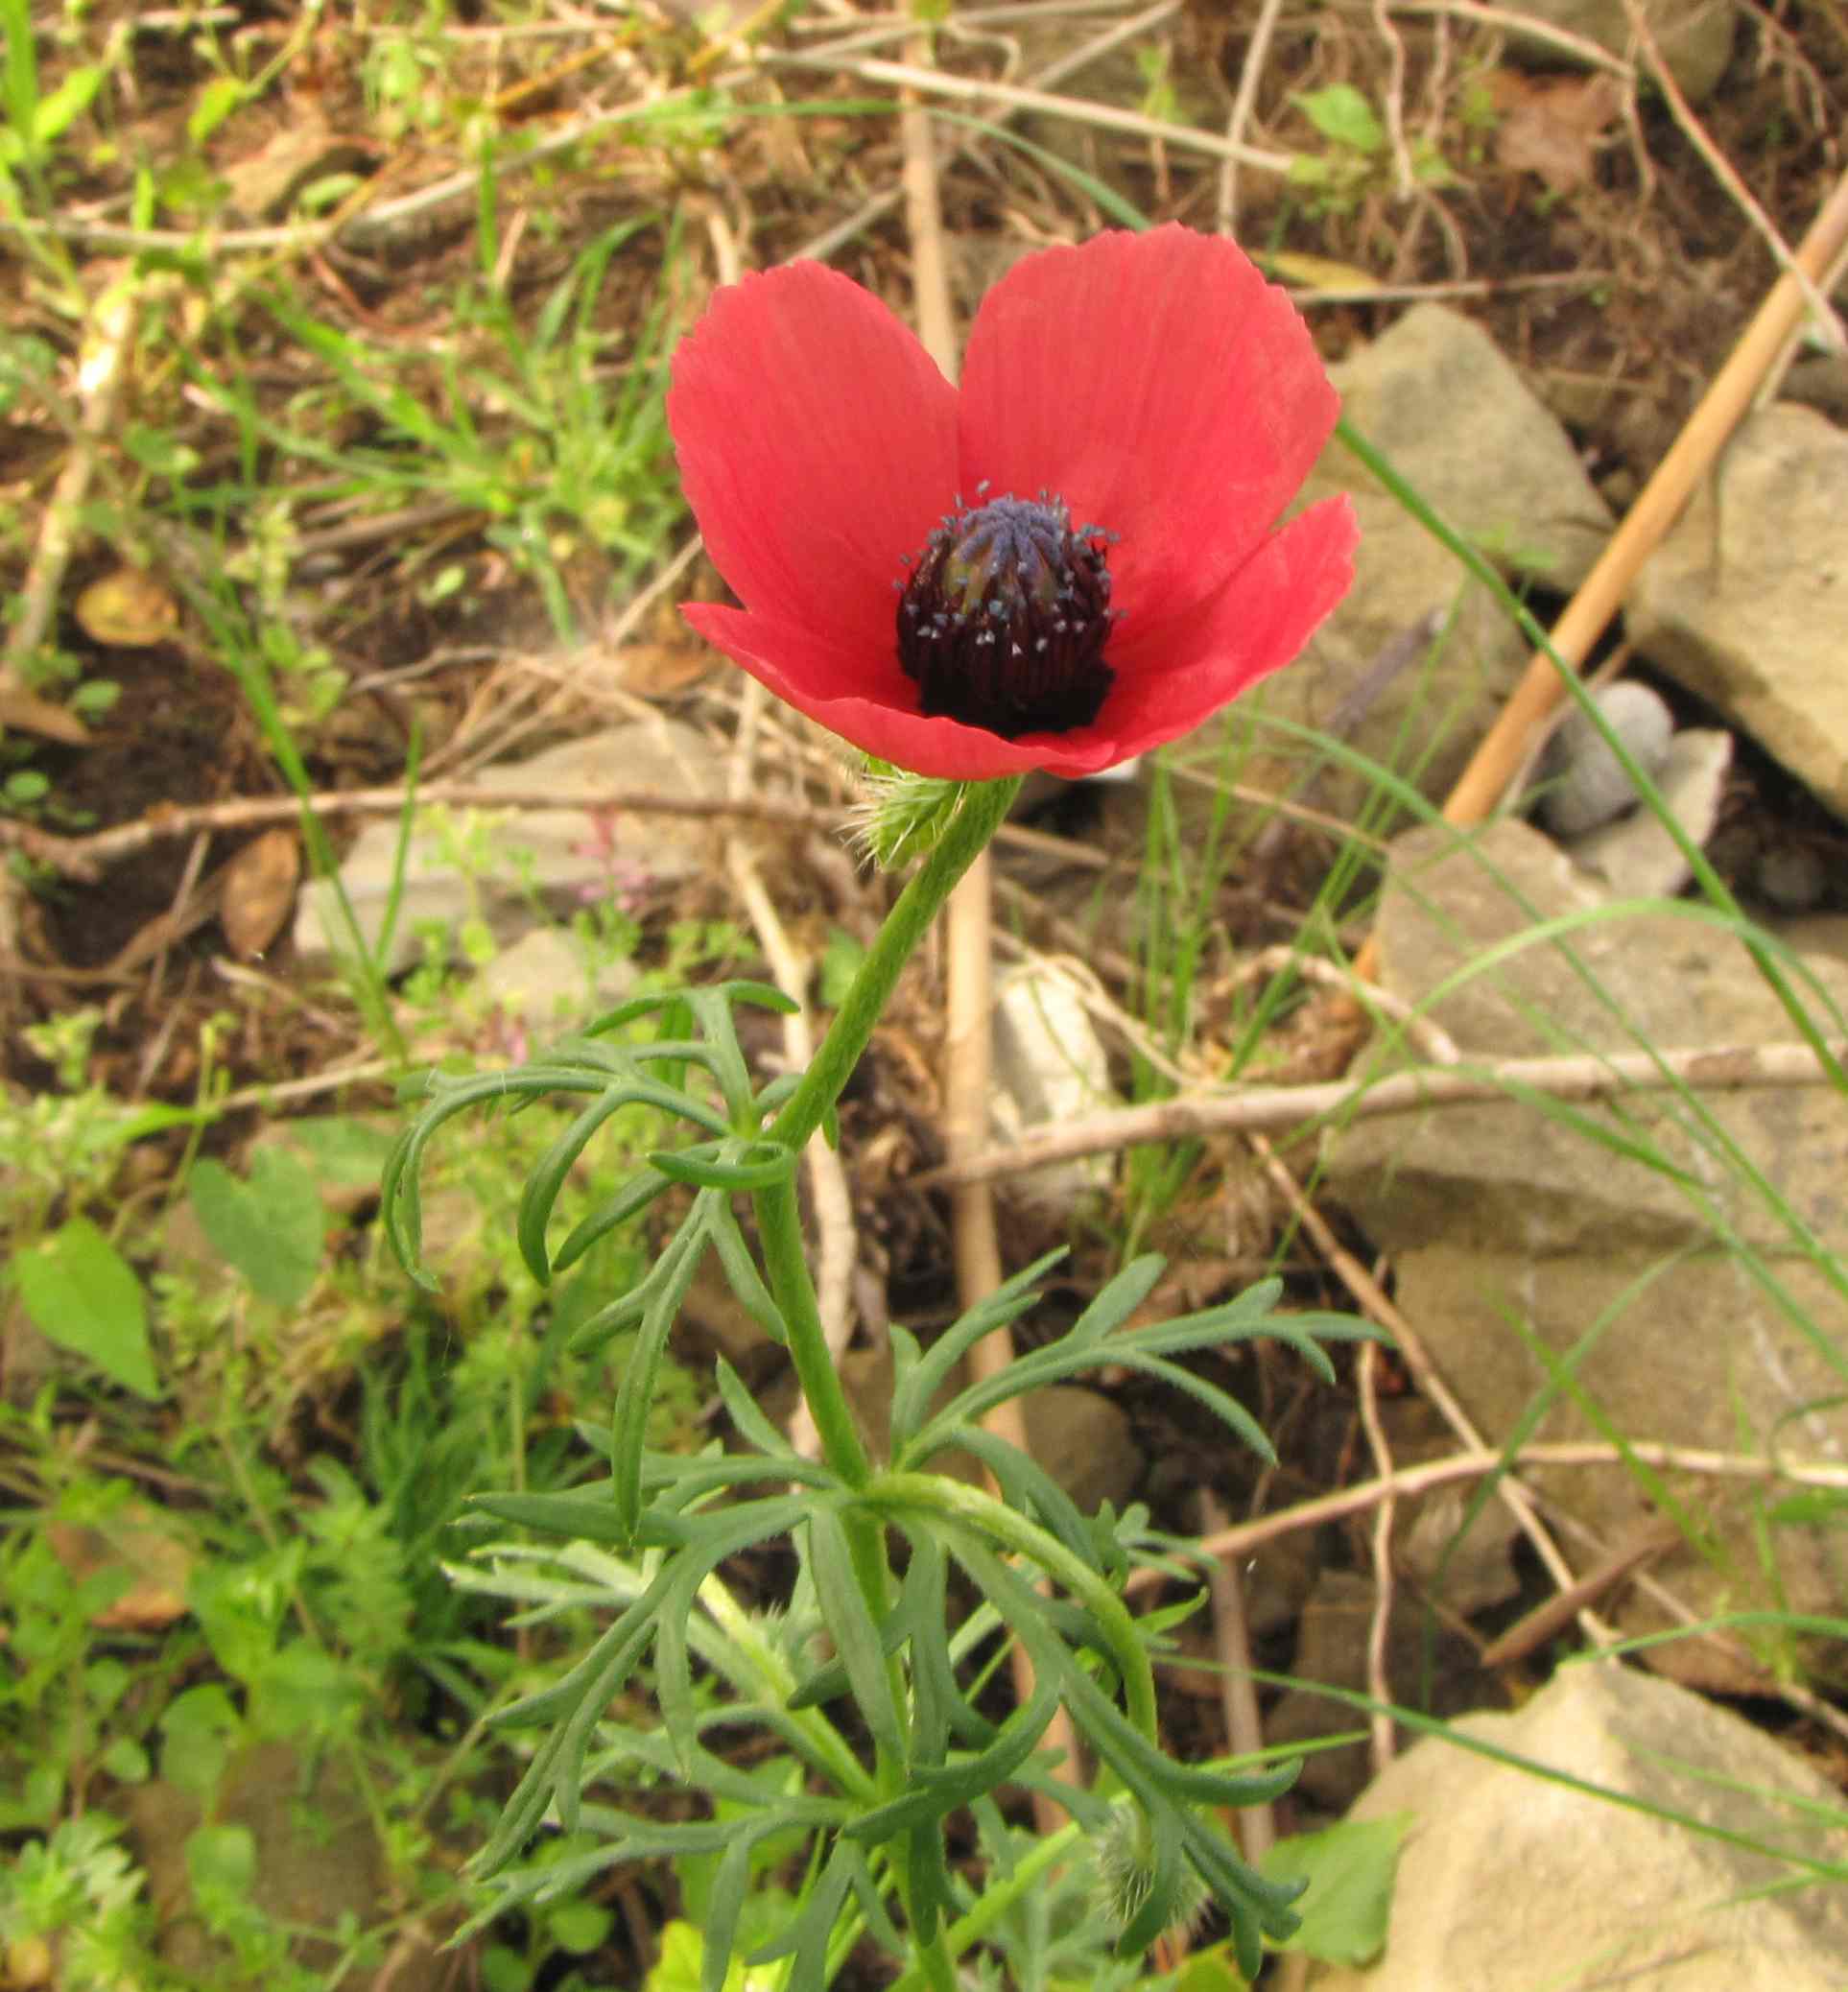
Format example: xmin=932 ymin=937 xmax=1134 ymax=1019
xmin=885 ymin=1823 xmax=1085 ymax=1992
xmin=750 ymin=777 xmax=1021 ymax=1939
xmin=769 ymin=776 xmax=1022 ymax=1155
xmin=866 ymin=1470 xmax=1160 ymax=1742
xmin=755 ymin=776 xmax=1019 ymax=1501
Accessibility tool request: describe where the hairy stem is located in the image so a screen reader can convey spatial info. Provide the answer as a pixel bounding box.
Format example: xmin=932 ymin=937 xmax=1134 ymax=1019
xmin=768 ymin=777 xmax=1021 ymax=1155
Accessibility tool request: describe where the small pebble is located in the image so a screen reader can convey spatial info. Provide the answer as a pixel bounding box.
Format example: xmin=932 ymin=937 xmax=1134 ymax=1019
xmin=1536 ymin=681 xmax=1675 ymax=839
xmin=1755 ymin=842 xmax=1830 ymax=914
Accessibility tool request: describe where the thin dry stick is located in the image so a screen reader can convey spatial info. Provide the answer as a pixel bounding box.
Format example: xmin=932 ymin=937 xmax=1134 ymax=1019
xmin=1389 ymin=0 xmax=1634 ymax=74
xmin=792 ymin=0 xmax=1184 ymax=263
xmin=1246 ymin=1131 xmax=1613 ymax=1645
xmin=1352 ymin=162 xmax=1848 ymax=984
xmin=17 ymin=83 xmax=720 ymax=254
xmin=902 ymin=33 xmax=959 ymax=371
xmin=1127 ymin=1438 xmax=1848 ymax=1592
xmin=896 ymin=34 xmax=1078 ymax=1826
xmin=1196 ymin=1488 xmax=1278 ymax=1862
xmin=1355 ymin=1339 xmax=1399 ymax=1773
xmin=776 ymin=52 xmax=1296 ymax=174
xmin=1218 ymin=0 xmax=1287 ymax=233
xmin=924 ymin=1034 xmax=1848 ymax=1186
xmin=1 ymin=777 xmax=1092 ymax=886
xmin=4 ymin=275 xmax=142 ymax=734
xmin=1478 ymin=1522 xmax=1679 ymax=1668
xmin=1623 ymin=0 xmax=1844 ymax=350
xmin=1 ymin=784 xmax=830 ymax=883
xmin=1370 ymin=0 xmax=1416 ymax=200
xmin=1226 ymin=945 xmax=1462 ymax=1066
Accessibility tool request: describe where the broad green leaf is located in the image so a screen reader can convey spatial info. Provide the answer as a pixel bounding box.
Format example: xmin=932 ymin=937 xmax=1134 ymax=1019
xmin=1262 ymin=1813 xmax=1410 ymax=1965
xmin=187 ymin=76 xmax=246 ymax=147
xmin=644 ymin=1920 xmax=780 ymax=1992
xmin=819 ymin=927 xmax=866 ymax=1008
xmin=188 ymin=1149 xmax=324 ymax=1308
xmin=32 ymin=65 xmax=102 ymax=147
xmin=1291 ymin=84 xmax=1386 ymax=155
xmin=546 ymin=1902 xmax=613 ymax=1955
xmin=159 ymin=1684 xmax=243 ymax=1799
xmin=284 ymin=1115 xmax=394 ymax=1185
xmin=1168 ymin=1943 xmax=1249 ymax=1991
xmin=12 ymin=1218 xmax=158 ymax=1398
xmin=185 ymin=1821 xmax=256 ymax=1897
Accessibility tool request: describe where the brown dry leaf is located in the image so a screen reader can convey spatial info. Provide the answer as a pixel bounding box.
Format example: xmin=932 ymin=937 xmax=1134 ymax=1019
xmin=1256 ymin=248 xmax=1382 ymax=294
xmin=220 ymin=828 xmax=301 ymax=959
xmin=610 ymin=641 xmax=715 ymax=700
xmin=222 ymin=105 xmax=378 ymax=220
xmin=1488 ymin=70 xmax=1623 ymax=194
xmin=0 ymin=669 xmax=89 ymax=745
xmin=74 ymin=567 xmax=180 ymax=649
xmin=48 ymin=1506 xmax=194 ymax=1630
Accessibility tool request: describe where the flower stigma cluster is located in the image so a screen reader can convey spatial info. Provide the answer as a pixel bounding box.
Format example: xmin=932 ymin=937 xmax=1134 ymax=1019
xmin=896 ymin=485 xmax=1119 ymax=741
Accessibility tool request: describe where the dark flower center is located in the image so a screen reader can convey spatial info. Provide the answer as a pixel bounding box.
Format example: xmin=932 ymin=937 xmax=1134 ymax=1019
xmin=895 ymin=490 xmax=1119 ymax=740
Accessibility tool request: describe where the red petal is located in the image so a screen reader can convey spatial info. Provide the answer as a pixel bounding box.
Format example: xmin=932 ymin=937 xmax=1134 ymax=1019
xmin=957 ymin=226 xmax=1339 ymax=631
xmin=669 ymin=263 xmax=959 ymax=660
xmin=1024 ymin=496 xmax=1359 ymax=778
xmin=681 ymin=604 xmax=1052 ymax=780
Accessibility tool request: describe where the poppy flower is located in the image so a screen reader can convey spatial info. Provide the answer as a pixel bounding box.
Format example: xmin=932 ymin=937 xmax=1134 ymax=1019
xmin=668 ymin=225 xmax=1356 ymax=782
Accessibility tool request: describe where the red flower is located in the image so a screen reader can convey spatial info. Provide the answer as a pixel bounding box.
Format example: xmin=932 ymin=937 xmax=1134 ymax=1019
xmin=668 ymin=225 xmax=1357 ymax=782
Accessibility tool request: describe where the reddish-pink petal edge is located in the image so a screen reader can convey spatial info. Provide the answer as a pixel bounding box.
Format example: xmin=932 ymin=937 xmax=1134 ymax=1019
xmin=669 ymin=262 xmax=959 ymax=660
xmin=958 ymin=226 xmax=1340 ymax=634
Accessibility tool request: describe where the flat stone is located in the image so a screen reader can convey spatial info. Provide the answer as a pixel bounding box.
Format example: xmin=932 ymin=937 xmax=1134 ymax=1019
xmin=1018 ymin=1384 xmax=1144 ymax=1515
xmin=1310 ymin=1664 xmax=1848 ymax=1990
xmin=1629 ymin=405 xmax=1848 ymax=823
xmin=473 ymin=926 xmax=638 ymax=1033
xmin=991 ymin=961 xmax=1117 ymax=1216
xmin=293 ymin=719 xmax=724 ymax=974
xmin=128 ymin=1743 xmax=447 ymax=1992
xmin=1503 ymin=0 xmax=1735 ymax=104
xmin=1568 ymin=725 xmax=1731 ymax=896
xmin=1195 ymin=306 xmax=1613 ymax=834
xmin=1321 ymin=818 xmax=1848 ymax=1682
xmin=1268 ymin=1570 xmax=1488 ymax=1814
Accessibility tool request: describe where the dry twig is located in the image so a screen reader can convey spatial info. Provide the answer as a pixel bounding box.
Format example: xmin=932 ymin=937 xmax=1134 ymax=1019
xmin=1355 ymin=1339 xmax=1399 ymax=1773
xmin=1623 ymin=0 xmax=1844 ymax=352
xmin=890 ymin=38 xmax=1079 ymax=1828
xmin=1352 ymin=162 xmax=1848 ymax=987
xmin=774 ymin=51 xmax=1295 ymax=174
xmin=925 ymin=1035 xmax=1848 ymax=1187
xmin=1196 ymin=1488 xmax=1279 ymax=1861
xmin=1218 ymin=0 xmax=1288 ymax=234
xmin=1245 ymin=1132 xmax=1615 ymax=1649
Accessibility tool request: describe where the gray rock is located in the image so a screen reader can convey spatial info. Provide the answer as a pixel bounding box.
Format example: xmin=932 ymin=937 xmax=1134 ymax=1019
xmin=1192 ymin=306 xmax=1613 ymax=835
xmin=841 ymin=1350 xmax=1145 ymax=1513
xmin=1310 ymin=1664 xmax=1848 ymax=1990
xmin=1321 ymin=819 xmax=1848 ymax=1682
xmin=128 ymin=1743 xmax=447 ymax=1992
xmin=1268 ymin=1569 xmax=1489 ymax=1813
xmin=294 ymin=720 xmax=724 ymax=974
xmin=1756 ymin=842 xmax=1831 ymax=914
xmin=473 ymin=926 xmax=637 ymax=1033
xmin=1504 ymin=0 xmax=1736 ymax=104
xmin=1534 ymin=681 xmax=1675 ymax=838
xmin=1568 ymin=725 xmax=1732 ymax=896
xmin=1629 ymin=406 xmax=1848 ymax=823
xmin=1020 ymin=1385 xmax=1145 ymax=1515
xmin=991 ymin=961 xmax=1117 ymax=1216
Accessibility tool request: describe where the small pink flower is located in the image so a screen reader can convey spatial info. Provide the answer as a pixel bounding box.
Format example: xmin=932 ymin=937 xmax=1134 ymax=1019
xmin=668 ymin=225 xmax=1357 ymax=782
